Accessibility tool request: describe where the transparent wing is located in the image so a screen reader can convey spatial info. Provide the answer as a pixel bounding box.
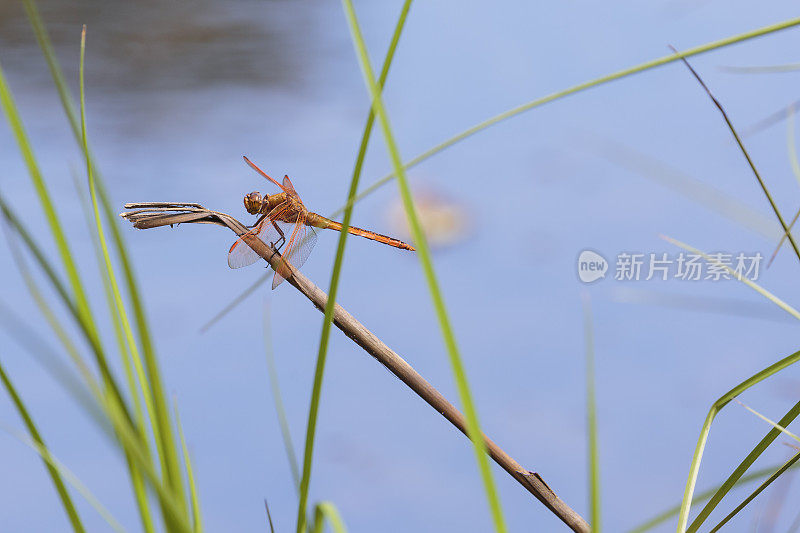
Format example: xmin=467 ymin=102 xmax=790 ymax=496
xmin=227 ymin=236 xmax=261 ymax=269
xmin=243 ymin=155 xmax=285 ymax=191
xmin=282 ymin=175 xmax=297 ymax=194
xmin=271 ymin=218 xmax=318 ymax=289
xmin=227 ymin=203 xmax=291 ymax=269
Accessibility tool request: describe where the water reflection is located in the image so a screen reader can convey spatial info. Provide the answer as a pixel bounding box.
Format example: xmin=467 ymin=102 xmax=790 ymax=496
xmin=0 ymin=0 xmax=314 ymax=91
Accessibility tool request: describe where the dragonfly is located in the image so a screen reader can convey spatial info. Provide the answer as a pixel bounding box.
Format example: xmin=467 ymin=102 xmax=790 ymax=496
xmin=228 ymin=156 xmax=415 ymax=288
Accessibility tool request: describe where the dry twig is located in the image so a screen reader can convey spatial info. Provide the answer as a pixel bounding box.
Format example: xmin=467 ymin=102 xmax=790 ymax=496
xmin=120 ymin=202 xmax=590 ymax=532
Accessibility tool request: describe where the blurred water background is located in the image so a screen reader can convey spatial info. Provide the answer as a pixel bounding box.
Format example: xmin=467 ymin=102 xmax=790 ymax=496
xmin=2 ymin=0 xmax=800 ymax=531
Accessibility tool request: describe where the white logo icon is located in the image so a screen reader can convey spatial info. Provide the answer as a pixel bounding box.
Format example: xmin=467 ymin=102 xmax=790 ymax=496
xmin=578 ymin=250 xmax=608 ymax=283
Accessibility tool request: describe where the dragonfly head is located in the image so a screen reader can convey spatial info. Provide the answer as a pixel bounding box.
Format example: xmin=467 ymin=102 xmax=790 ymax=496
xmin=243 ymin=191 xmax=263 ymax=214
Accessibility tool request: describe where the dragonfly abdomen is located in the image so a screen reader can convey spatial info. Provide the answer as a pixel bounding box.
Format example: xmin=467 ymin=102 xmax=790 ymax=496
xmin=313 ymin=214 xmax=414 ymax=251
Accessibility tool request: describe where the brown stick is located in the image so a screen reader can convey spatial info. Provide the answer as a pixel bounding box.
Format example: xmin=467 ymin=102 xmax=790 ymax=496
xmin=120 ymin=203 xmax=590 ymax=532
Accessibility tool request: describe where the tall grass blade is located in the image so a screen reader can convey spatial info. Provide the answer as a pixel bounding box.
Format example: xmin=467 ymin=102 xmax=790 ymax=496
xmin=766 ymin=104 xmax=800 ymax=267
xmin=707 ymin=451 xmax=800 ymax=532
xmin=0 ymin=60 xmax=137 ymax=432
xmin=720 ymin=62 xmax=800 ymax=74
xmin=8 ymin=427 xmax=130 ymax=531
xmin=265 ymin=500 xmax=276 ymax=533
xmin=341 ymin=2 xmax=507 ymax=531
xmin=72 ymin=168 xmax=147 ymax=428
xmin=2 ymin=215 xmax=190 ymax=532
xmin=741 ymin=98 xmax=800 ymax=138
xmin=628 ymin=460 xmax=800 ymax=532
xmin=673 ymin=49 xmax=800 ymax=264
xmin=582 ymin=293 xmax=601 ymax=531
xmin=1 ymin=221 xmax=98 ymax=394
xmin=20 ymin=3 xmax=186 ymax=508
xmin=200 ymin=272 xmax=269 ymax=333
xmin=175 ymin=403 xmax=203 ymax=533
xmin=0 ymin=56 xmax=102 ymax=366
xmin=4 ymin=216 xmax=189 ymax=531
xmin=294 ymin=2 xmax=413 ymax=531
xmin=735 ymin=399 xmax=800 ymax=443
xmin=662 ymin=236 xmax=800 ymax=320
xmin=0 ymin=188 xmax=133 ymax=430
xmin=0 ymin=300 xmax=99 ymax=418
xmin=78 ymin=28 xmax=163 ymax=531
xmin=3 ymin=422 xmax=128 ymax=532
xmin=0 ymin=361 xmax=86 ymax=532
xmin=687 ymin=400 xmax=800 ymax=532
xmin=661 ymin=236 xmax=800 ymax=531
xmin=72 ymin=169 xmax=156 ymax=474
xmin=594 ymin=138 xmax=780 ymax=242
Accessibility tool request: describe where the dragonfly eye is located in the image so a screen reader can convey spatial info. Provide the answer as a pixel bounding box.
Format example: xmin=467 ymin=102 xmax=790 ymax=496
xmin=243 ymin=191 xmax=263 ymax=214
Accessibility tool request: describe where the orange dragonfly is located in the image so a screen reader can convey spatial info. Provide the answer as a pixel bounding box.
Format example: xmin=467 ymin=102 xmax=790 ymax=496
xmin=228 ymin=156 xmax=415 ymax=288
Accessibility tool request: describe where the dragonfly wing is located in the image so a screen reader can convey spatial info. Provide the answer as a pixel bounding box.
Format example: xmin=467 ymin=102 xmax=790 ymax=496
xmin=227 ymin=203 xmax=291 ymax=269
xmin=243 ymin=156 xmax=285 ymax=191
xmin=272 ymin=219 xmax=318 ymax=289
xmin=227 ymin=232 xmax=261 ymax=269
xmin=282 ymin=175 xmax=297 ymax=194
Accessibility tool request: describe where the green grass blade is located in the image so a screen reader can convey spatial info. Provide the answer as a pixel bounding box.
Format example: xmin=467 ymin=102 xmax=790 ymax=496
xmin=99 ymin=394 xmax=194 ymax=533
xmin=200 ymin=272 xmax=269 ymax=333
xmin=2 ymin=231 xmax=160 ymax=531
xmin=341 ymin=2 xmax=507 ymax=531
xmin=3 ymin=423 xmax=127 ymax=532
xmin=0 ymin=299 xmax=99 ymax=418
xmin=20 ymin=0 xmax=80 ymax=138
xmin=766 ymin=105 xmax=800 ymax=266
xmin=330 ymin=15 xmax=800 ymax=218
xmin=294 ymin=2 xmax=412 ymax=531
xmin=0 ymin=194 xmax=135 ymax=430
xmin=595 ymin=138 xmax=779 ymax=242
xmin=720 ymin=61 xmax=800 ymax=74
xmin=312 ymin=502 xmax=348 ymax=533
xmin=5 ymin=227 xmax=186 ymax=533
xmin=72 ymin=168 xmax=147 ymax=429
xmin=20 ymin=0 xmax=158 ymax=354
xmin=265 ymin=500 xmax=276 ymax=533
xmin=2 ymin=221 xmax=99 ymax=395
xmin=20 ymin=4 xmax=186 ymax=510
xmin=627 ymin=460 xmax=800 ymax=532
xmin=661 ymin=236 xmax=800 ymax=532
xmin=174 ymin=403 xmax=203 ymax=533
xmin=0 ymin=57 xmax=101 ymax=366
xmin=582 ymin=294 xmax=601 ymax=531
xmin=0 ymin=63 xmax=137 ymax=432
xmin=2 ymin=221 xmax=189 ymax=532
xmin=686 ymin=400 xmax=800 ymax=532
xmin=662 ymin=236 xmax=800 ymax=321
xmin=674 ymin=52 xmax=800 ymax=264
xmin=707 ymin=451 xmax=800 ymax=533
xmin=78 ymin=18 xmax=161 ymax=476
xmin=0 ymin=105 xmax=187 ymax=533
xmin=263 ymin=304 xmax=301 ymax=492
xmin=72 ymin=172 xmax=159 ymax=524
xmin=78 ymin=27 xmax=157 ymax=533
xmin=0 ymin=360 xmax=86 ymax=533
xmin=736 ymin=399 xmax=800 ymax=443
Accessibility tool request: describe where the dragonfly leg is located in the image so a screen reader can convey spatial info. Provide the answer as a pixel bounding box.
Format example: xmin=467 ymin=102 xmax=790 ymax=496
xmin=271 ymin=220 xmax=286 ymax=251
xmin=248 ymin=213 xmax=268 ymax=229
